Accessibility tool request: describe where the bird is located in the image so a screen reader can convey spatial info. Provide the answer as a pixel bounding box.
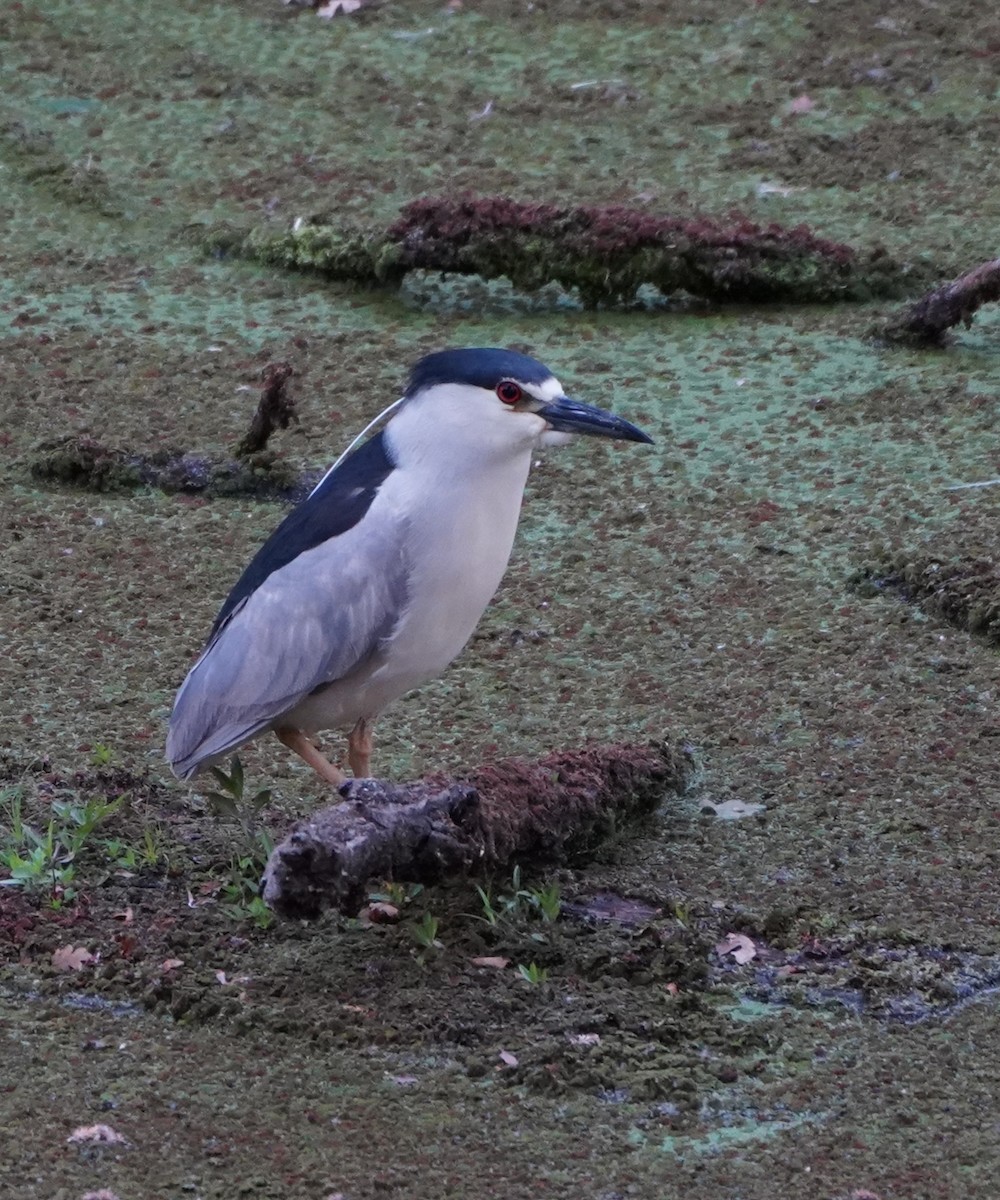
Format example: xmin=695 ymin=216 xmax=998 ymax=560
xmin=166 ymin=347 xmax=652 ymax=787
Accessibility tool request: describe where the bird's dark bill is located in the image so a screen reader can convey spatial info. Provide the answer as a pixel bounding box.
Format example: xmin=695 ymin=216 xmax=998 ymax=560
xmin=537 ymin=396 xmax=653 ymax=444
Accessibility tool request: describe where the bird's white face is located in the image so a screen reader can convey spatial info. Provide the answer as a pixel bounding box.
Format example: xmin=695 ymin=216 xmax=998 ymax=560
xmin=492 ymin=375 xmax=580 ymax=447
xmin=388 ymin=364 xmax=651 ymax=470
xmin=390 ymin=376 xmax=566 ymax=466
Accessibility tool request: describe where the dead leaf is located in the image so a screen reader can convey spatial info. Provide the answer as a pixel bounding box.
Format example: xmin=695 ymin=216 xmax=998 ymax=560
xmin=664 ymin=982 xmax=680 ymax=996
xmin=316 ymin=0 xmax=365 ymax=17
xmin=700 ymin=797 xmax=766 ymax=820
xmin=715 ymin=933 xmax=758 ymax=965
xmin=112 ymin=907 xmax=134 ymax=924
xmin=81 ymin=1190 xmax=123 ymax=1200
xmin=215 ymin=969 xmax=230 ymax=985
xmin=67 ymin=1124 xmax=128 ymax=1146
xmin=787 ymin=94 xmax=816 ymax=114
xmin=364 ymin=901 xmax=399 ymax=923
xmin=757 ymin=182 xmax=802 ymax=198
xmin=161 ymin=958 xmax=183 ymax=972
xmin=497 ymin=1050 xmax=518 ymax=1068
xmin=52 ymin=945 xmax=96 ymax=973
xmin=386 ymin=1073 xmax=419 ymax=1086
xmin=567 ymin=1033 xmax=600 ymax=1046
xmin=470 ymin=956 xmax=510 ymax=969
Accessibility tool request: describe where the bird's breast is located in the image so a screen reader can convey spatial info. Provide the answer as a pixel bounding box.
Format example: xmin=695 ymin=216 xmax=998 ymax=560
xmin=373 ymin=451 xmax=533 ymax=688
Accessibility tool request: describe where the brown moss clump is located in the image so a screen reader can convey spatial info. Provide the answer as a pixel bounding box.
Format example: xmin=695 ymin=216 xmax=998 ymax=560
xmin=387 ymin=194 xmax=873 ymax=304
xmin=851 ymin=555 xmax=1000 ymax=643
xmin=30 ymin=434 xmax=145 ymax=493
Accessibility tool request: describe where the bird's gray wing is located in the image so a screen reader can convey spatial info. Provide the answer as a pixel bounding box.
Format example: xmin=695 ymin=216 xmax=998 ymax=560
xmin=166 ymin=516 xmax=409 ymax=777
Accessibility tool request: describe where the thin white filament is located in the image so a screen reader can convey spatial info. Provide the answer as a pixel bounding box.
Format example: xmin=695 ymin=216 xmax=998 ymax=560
xmin=307 ymin=396 xmax=406 ymax=499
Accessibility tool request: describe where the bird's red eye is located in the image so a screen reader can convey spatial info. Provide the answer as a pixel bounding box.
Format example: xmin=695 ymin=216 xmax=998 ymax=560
xmin=496 ymin=381 xmax=522 ymax=405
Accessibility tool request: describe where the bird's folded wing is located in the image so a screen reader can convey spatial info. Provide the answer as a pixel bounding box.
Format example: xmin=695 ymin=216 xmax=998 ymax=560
xmin=166 ymin=518 xmax=410 ymax=775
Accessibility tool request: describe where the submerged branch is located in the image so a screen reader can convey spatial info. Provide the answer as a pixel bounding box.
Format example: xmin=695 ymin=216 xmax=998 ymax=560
xmin=31 ymin=361 xmax=316 ymax=499
xmin=233 ymin=361 xmax=297 ymax=458
xmin=261 ymin=741 xmax=694 ymax=919
xmin=30 ymin=435 xmax=318 ymax=499
xmin=879 ymin=257 xmax=1000 ymax=347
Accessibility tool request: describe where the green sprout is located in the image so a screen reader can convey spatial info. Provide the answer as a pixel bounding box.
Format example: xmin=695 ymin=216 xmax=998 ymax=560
xmin=205 ymin=757 xmax=275 ymax=927
xmin=517 ymin=962 xmax=549 ymax=985
xmin=408 ymin=912 xmax=444 ymax=954
xmin=89 ymin=743 xmax=115 ymax=767
xmin=0 ymin=786 xmax=127 ymax=906
xmin=368 ymin=881 xmax=425 ymax=908
xmin=471 ymin=865 xmax=561 ymax=926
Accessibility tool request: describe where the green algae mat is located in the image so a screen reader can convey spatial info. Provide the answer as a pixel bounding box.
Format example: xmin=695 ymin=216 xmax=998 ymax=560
xmin=4 ymin=1 xmax=1000 ymax=1197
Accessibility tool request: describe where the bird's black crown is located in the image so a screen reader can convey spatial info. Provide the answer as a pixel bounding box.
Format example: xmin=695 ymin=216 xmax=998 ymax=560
xmin=406 ymin=348 xmax=554 ymax=396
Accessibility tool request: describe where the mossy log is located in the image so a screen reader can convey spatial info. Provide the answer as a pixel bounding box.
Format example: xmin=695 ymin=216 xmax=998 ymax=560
xmin=261 ymin=742 xmax=693 ymax=919
xmin=208 ymin=194 xmax=926 ymax=307
xmin=879 ymin=257 xmax=1000 ymax=347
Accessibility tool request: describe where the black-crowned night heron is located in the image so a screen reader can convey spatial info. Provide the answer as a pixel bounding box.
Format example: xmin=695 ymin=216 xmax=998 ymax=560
xmin=166 ymin=347 xmax=652 ymax=786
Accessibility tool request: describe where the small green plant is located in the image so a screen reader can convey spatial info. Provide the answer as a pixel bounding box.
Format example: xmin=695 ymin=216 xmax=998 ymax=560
xmin=0 ymin=786 xmax=126 ymax=905
xmin=408 ymin=911 xmax=444 ymax=954
xmin=1 ymin=786 xmax=27 ymax=844
xmin=472 ymin=864 xmax=526 ymax=926
xmin=471 ymin=865 xmax=561 ymax=926
xmin=517 ymin=961 xmax=549 ymax=985
xmin=528 ymin=882 xmax=562 ymax=923
xmin=51 ymin=794 xmax=125 ymax=855
xmin=104 ymin=824 xmax=163 ymax=871
xmin=472 ymin=884 xmax=503 ymax=926
xmin=368 ymin=881 xmax=425 ymax=908
xmin=0 ymin=834 xmax=77 ymax=901
xmin=89 ymin=743 xmax=115 ymax=767
xmin=220 ymin=883 xmax=273 ymax=929
xmin=205 ymin=758 xmax=275 ymax=926
xmin=206 ymin=758 xmax=273 ymax=853
xmin=139 ymin=825 xmax=162 ymax=867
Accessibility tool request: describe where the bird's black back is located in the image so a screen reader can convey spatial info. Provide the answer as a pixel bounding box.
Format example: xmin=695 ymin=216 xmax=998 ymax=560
xmin=209 ymin=431 xmax=397 ymax=637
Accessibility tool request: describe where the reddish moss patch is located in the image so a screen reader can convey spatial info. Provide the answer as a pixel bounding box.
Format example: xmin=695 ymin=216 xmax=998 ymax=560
xmin=220 ymin=193 xmax=923 ymax=306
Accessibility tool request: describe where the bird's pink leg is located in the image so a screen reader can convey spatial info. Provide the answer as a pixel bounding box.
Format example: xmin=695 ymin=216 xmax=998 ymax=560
xmin=347 ymin=717 xmax=374 ymax=779
xmin=275 ymin=727 xmax=347 ymax=786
